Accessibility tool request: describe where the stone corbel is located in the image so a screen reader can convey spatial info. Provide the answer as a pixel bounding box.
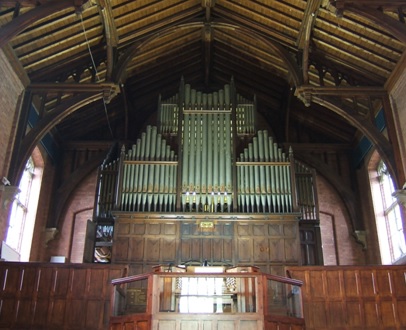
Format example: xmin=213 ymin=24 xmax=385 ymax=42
xmin=353 ymin=230 xmax=367 ymax=250
xmin=44 ymin=228 xmax=59 ymax=248
xmin=0 ymin=185 xmax=20 ymax=209
xmin=393 ymin=183 xmax=406 ymax=208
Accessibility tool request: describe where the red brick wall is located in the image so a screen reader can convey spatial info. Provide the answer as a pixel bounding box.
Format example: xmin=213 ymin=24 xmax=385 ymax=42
xmin=389 ymin=69 xmax=406 ymax=185
xmin=317 ymin=175 xmax=367 ymax=265
xmin=0 ymin=48 xmax=26 ymax=243
xmin=29 ymin=153 xmax=57 ymax=262
xmin=45 ymin=168 xmax=98 ymax=262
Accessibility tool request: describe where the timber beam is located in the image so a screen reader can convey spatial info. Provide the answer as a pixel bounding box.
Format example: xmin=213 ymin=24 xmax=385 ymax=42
xmin=27 ymin=82 xmax=120 ymax=103
xmin=295 ymin=85 xmax=387 ymax=106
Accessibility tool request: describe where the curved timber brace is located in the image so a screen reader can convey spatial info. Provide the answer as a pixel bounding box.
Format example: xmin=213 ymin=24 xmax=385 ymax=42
xmin=295 ymin=85 xmax=403 ymax=187
xmin=8 ymin=82 xmax=120 ymax=184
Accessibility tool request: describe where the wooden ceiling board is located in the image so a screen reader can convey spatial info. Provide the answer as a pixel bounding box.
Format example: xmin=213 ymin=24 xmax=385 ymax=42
xmin=10 ymin=8 xmax=83 ymax=44
xmin=113 ymin=1 xmax=201 ymax=40
xmin=213 ymin=29 xmax=290 ymax=78
xmin=212 ymin=50 xmax=289 ymax=102
xmin=313 ymin=28 xmax=396 ymax=72
xmin=312 ymin=37 xmax=393 ymax=79
xmin=317 ymin=8 xmax=405 ymax=52
xmin=217 ymin=0 xmax=303 ymax=41
xmin=213 ymin=6 xmax=298 ymax=49
xmin=1 ymin=0 xmax=403 ymax=144
xmin=125 ymin=30 xmax=202 ymax=77
xmin=339 ymin=10 xmax=405 ymax=49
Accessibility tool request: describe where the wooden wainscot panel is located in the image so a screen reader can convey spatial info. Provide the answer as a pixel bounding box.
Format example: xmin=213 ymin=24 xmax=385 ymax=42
xmin=0 ymin=262 xmax=128 ymax=330
xmin=113 ymin=236 xmax=130 ymax=262
xmin=145 ymin=238 xmax=161 ymax=262
xmin=237 ymin=237 xmax=253 ymax=263
xmin=286 ymin=265 xmax=406 ymax=330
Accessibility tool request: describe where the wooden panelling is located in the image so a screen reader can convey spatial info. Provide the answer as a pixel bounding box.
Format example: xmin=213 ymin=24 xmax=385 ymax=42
xmin=0 ymin=262 xmax=127 ymax=330
xmin=112 ymin=214 xmax=300 ymax=270
xmin=287 ymin=266 xmax=406 ymax=330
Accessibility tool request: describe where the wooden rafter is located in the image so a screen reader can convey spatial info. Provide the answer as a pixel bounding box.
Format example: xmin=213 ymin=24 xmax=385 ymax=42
xmin=297 ymin=0 xmax=323 ymax=49
xmin=96 ymin=0 xmax=118 ymax=80
xmin=297 ymin=0 xmax=323 ymax=84
xmin=331 ymin=1 xmax=406 ymax=44
xmin=0 ymin=0 xmax=90 ymax=48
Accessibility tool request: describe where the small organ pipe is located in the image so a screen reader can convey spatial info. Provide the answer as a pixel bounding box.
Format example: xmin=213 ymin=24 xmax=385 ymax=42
xmin=207 ymin=113 xmax=213 ymax=192
xmin=201 ymin=114 xmax=208 ymax=194
xmin=195 ymin=114 xmax=202 ymax=195
xmin=121 ymin=149 xmax=129 ymax=210
xmin=197 ymin=91 xmax=202 ymax=109
xmin=191 ymin=89 xmax=196 ymax=108
xmin=154 ymin=134 xmax=162 ymax=193
xmin=170 ymin=150 xmax=177 ymax=211
xmin=208 ymin=93 xmax=213 ymax=110
xmin=237 ymin=160 xmax=243 ymax=211
xmin=182 ymin=113 xmax=190 ymax=192
xmin=244 ymin=148 xmax=250 ymax=210
xmin=213 ymin=113 xmax=219 ymax=192
xmin=202 ymin=93 xmax=208 ymax=109
xmin=219 ymin=113 xmax=225 ymax=192
xmin=252 ymin=137 xmax=261 ymax=210
xmin=148 ymin=126 xmax=157 ymax=193
xmin=225 ymin=113 xmax=232 ymax=193
xmin=185 ymin=84 xmax=191 ymax=108
xmin=133 ymin=140 xmax=141 ymax=211
xmin=224 ymin=84 xmax=230 ymax=110
xmin=219 ymin=89 xmax=224 ymax=109
xmin=257 ymin=131 xmax=266 ymax=211
xmin=189 ymin=114 xmax=196 ymax=192
xmin=213 ymin=92 xmax=218 ymax=109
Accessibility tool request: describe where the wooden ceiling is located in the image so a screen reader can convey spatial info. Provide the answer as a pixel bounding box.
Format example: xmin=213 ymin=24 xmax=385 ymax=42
xmin=1 ymin=0 xmax=405 ymax=146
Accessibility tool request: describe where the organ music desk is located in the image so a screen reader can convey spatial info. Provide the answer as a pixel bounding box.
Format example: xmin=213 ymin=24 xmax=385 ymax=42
xmin=109 ymin=266 xmax=305 ymax=330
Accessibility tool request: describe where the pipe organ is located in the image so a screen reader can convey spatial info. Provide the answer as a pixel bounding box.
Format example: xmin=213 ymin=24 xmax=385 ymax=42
xmin=90 ymin=78 xmax=322 ymax=267
xmin=95 ymin=78 xmax=319 ymax=218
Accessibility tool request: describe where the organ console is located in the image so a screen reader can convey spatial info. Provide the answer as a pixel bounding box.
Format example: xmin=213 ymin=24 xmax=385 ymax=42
xmin=91 ymin=77 xmax=320 ymax=265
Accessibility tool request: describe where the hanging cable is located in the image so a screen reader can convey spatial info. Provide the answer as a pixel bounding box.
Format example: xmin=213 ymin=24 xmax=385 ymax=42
xmin=79 ymin=12 xmax=114 ymax=138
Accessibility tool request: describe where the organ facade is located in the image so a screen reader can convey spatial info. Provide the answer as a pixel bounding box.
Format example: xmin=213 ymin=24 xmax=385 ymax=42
xmin=86 ymin=78 xmax=322 ymax=273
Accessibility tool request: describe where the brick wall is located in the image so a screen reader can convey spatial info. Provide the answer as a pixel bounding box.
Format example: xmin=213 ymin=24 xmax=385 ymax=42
xmin=0 ymin=47 xmax=26 ymax=243
xmin=45 ymin=168 xmax=98 ymax=262
xmin=389 ymin=68 xmax=406 ymax=185
xmin=317 ymin=175 xmax=367 ymax=265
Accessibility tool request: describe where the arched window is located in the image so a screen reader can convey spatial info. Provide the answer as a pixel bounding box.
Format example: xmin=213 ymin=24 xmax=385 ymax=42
xmin=371 ymin=160 xmax=405 ymax=264
xmin=5 ymin=154 xmax=43 ymax=261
